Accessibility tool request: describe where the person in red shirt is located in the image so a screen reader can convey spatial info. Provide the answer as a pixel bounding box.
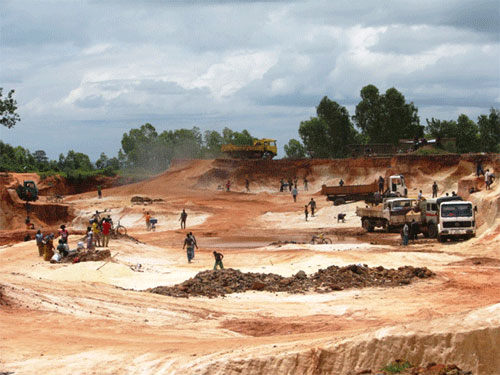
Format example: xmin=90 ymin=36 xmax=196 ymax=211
xmin=101 ymin=219 xmax=112 ymax=247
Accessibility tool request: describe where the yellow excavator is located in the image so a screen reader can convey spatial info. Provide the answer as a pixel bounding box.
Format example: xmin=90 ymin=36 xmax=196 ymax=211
xmin=221 ymin=139 xmax=277 ymax=159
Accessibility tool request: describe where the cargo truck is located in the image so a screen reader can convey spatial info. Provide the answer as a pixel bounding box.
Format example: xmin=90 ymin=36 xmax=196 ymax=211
xmin=321 ymin=174 xmax=408 ymax=206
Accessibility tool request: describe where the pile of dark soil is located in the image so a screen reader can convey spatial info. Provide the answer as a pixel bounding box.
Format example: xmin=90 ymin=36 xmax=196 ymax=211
xmin=355 ymin=359 xmax=472 ymax=375
xmin=149 ymin=264 xmax=434 ymax=298
xmin=61 ymin=249 xmax=111 ymax=263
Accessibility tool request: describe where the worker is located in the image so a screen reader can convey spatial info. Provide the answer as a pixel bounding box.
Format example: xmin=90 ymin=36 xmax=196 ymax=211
xmin=485 ymin=169 xmax=491 ymax=190
xmin=339 ymin=178 xmax=344 ymax=187
xmin=303 ymin=177 xmax=309 ymax=191
xmin=86 ymin=226 xmax=94 ymax=250
xmin=304 ymin=205 xmax=309 ymax=221
xmin=432 ymin=181 xmax=438 ymax=198
xmin=288 ymin=178 xmax=293 ymax=192
xmin=56 ymin=239 xmax=69 ymax=257
xmin=35 ymin=229 xmax=44 ymax=256
xmin=97 ymin=185 xmax=102 ymax=199
xmin=188 ymin=232 xmax=197 ymax=259
xmin=101 ymin=218 xmax=111 ymax=247
xmin=410 ymin=219 xmax=419 ymax=243
xmin=43 ymin=234 xmax=55 ymax=261
xmin=280 ymin=178 xmax=285 ymax=192
xmin=183 ymin=233 xmax=198 ymax=263
xmin=25 ymin=216 xmax=34 ymax=230
xmin=92 ymin=220 xmax=101 ymax=247
xmin=417 ymin=190 xmax=423 ymax=201
xmin=245 ymin=179 xmax=250 ymax=192
xmin=291 ymin=186 xmax=298 ymax=202
xmin=92 ymin=210 xmax=101 ymax=222
xmin=180 ymin=209 xmax=187 ymax=229
xmin=145 ymin=212 xmax=151 ymax=230
xmin=451 ymin=191 xmax=457 ymax=197
xmin=476 ymin=161 xmax=484 ymax=177
xmin=308 ymin=198 xmax=317 ymax=217
xmin=293 ymin=176 xmax=298 ymax=189
xmin=226 ymin=180 xmax=231 ymax=192
xmin=59 ymin=224 xmax=69 ymax=244
xmin=402 ymin=223 xmax=409 ymax=246
xmin=213 ymin=251 xmax=224 ymax=270
xmin=378 ymin=176 xmax=384 ymax=194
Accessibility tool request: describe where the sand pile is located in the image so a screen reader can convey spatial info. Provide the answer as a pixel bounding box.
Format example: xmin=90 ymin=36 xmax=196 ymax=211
xmin=149 ymin=264 xmax=434 ymax=298
xmin=61 ymin=249 xmax=111 ymax=263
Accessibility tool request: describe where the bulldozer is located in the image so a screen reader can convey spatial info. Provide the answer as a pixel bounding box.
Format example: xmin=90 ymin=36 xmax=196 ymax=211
xmin=16 ymin=180 xmax=39 ymax=202
xmin=221 ymin=139 xmax=277 ymax=159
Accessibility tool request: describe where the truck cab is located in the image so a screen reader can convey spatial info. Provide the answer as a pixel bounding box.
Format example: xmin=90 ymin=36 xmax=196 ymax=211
xmin=438 ymin=200 xmax=476 ymax=242
xmin=388 ymin=175 xmax=408 ymax=197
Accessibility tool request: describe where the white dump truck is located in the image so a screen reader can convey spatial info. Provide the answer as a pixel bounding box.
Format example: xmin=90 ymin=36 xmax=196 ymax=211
xmin=419 ymin=196 xmax=476 ymax=242
xmin=355 ymin=198 xmax=420 ymax=232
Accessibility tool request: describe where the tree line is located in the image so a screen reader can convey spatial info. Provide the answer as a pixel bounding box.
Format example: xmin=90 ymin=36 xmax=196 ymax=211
xmin=284 ymin=85 xmax=500 ymax=158
xmin=1 ymin=85 xmax=499 ymax=177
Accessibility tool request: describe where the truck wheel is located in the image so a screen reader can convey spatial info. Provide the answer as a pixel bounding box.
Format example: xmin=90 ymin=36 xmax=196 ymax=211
xmin=334 ymin=198 xmax=345 ymax=206
xmin=428 ymin=223 xmax=438 ymax=238
xmin=362 ymin=219 xmax=374 ymax=232
xmin=262 ymin=152 xmax=273 ymax=160
xmin=438 ymin=234 xmax=446 ymax=243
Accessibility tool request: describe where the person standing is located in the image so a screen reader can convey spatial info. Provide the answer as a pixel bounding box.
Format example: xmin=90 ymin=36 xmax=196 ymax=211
xmin=308 ymin=198 xmax=317 ymax=217
xmin=303 ymin=177 xmax=308 ymax=191
xmin=339 ymin=178 xmax=344 ymax=187
xmin=86 ymin=226 xmax=94 ymax=250
xmin=304 ymin=205 xmax=309 ymax=221
xmin=378 ymin=176 xmax=385 ymax=194
xmin=485 ymin=169 xmax=491 ymax=190
xmin=291 ymin=186 xmax=298 ymax=202
xmin=59 ymin=225 xmax=69 ymax=244
xmin=476 ymin=161 xmax=484 ymax=177
xmin=245 ymin=179 xmax=250 ymax=192
xmin=226 ymin=180 xmax=231 ymax=192
xmin=101 ymin=218 xmax=111 ymax=247
xmin=280 ymin=178 xmax=285 ymax=192
xmin=43 ymin=234 xmax=55 ymax=261
xmin=180 ymin=209 xmax=187 ymax=229
xmin=432 ymin=181 xmax=438 ymax=198
xmin=92 ymin=220 xmax=101 ymax=247
xmin=288 ymin=178 xmax=293 ymax=192
xmin=35 ymin=229 xmax=44 ymax=256
xmin=145 ymin=212 xmax=151 ymax=230
xmin=188 ymin=232 xmax=197 ymax=259
xmin=183 ymin=233 xmax=198 ymax=263
xmin=402 ymin=223 xmax=409 ymax=246
xmin=213 ymin=251 xmax=224 ymax=270
xmin=410 ymin=219 xmax=419 ymax=243
xmin=417 ymin=190 xmax=423 ymax=201
xmin=97 ymin=185 xmax=102 ymax=199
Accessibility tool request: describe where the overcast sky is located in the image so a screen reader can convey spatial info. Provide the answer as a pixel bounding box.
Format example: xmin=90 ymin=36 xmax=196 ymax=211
xmin=1 ymin=0 xmax=499 ymax=160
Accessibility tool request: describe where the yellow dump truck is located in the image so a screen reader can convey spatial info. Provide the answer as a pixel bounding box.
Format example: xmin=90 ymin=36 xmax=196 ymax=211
xmin=221 ymin=139 xmax=277 ymax=159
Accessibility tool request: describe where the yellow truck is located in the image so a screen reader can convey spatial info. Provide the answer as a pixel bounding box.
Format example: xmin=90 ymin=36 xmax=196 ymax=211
xmin=221 ymin=139 xmax=277 ymax=159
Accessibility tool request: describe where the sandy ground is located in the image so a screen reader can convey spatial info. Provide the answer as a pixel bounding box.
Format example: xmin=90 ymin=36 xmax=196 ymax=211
xmin=1 ymin=157 xmax=500 ymax=374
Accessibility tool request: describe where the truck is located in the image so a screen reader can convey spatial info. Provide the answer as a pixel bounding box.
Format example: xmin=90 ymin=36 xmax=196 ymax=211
xmin=418 ymin=196 xmax=476 ymax=242
xmin=221 ymin=139 xmax=277 ymax=159
xmin=357 ymin=195 xmax=476 ymax=242
xmin=321 ymin=174 xmax=408 ymax=206
xmin=15 ymin=180 xmax=39 ymax=202
xmin=356 ymin=197 xmax=420 ymax=232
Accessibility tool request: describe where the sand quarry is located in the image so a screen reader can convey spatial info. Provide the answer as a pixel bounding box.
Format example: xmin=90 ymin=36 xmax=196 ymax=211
xmin=1 ymin=155 xmax=500 ymax=374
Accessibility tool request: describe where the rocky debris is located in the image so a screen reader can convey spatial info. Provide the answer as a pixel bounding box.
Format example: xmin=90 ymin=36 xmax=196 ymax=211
xmin=269 ymin=240 xmax=304 ymax=246
xmin=131 ymin=196 xmax=164 ymax=205
xmin=61 ymin=249 xmax=111 ymax=263
xmin=354 ymin=359 xmax=472 ymax=375
xmin=149 ymin=264 xmax=434 ymax=298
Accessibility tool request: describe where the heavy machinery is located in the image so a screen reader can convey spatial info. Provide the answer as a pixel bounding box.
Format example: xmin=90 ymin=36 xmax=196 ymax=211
xmin=15 ymin=180 xmax=39 ymax=202
xmin=356 ymin=198 xmax=420 ymax=232
xmin=321 ymin=174 xmax=408 ymax=206
xmin=221 ymin=139 xmax=277 ymax=159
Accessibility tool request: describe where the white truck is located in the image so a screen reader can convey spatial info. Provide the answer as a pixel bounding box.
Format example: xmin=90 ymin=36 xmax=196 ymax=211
xmin=356 ymin=198 xmax=420 ymax=232
xmin=419 ymin=196 xmax=476 ymax=242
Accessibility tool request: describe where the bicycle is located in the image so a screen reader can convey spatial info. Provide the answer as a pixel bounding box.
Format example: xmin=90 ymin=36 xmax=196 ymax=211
xmin=310 ymin=233 xmax=332 ymax=244
xmin=111 ymin=220 xmax=127 ymax=236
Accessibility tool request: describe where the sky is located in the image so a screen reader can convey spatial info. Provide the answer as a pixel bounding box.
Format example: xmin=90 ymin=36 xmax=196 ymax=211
xmin=1 ymin=0 xmax=499 ymax=160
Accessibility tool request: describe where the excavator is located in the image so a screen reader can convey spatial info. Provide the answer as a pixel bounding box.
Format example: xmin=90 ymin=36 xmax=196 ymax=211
xmin=221 ymin=139 xmax=277 ymax=159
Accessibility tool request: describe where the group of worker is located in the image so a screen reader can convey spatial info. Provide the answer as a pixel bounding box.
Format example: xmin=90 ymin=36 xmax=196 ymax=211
xmin=401 ymin=220 xmax=419 ymax=246
xmin=279 ymin=176 xmax=309 ymax=192
xmin=182 ymin=231 xmax=223 ymax=269
xmin=35 ymin=224 xmax=84 ymax=262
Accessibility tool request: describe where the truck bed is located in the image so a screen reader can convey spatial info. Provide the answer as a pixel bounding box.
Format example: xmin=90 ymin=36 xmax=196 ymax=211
xmin=321 ymin=180 xmax=378 ymax=196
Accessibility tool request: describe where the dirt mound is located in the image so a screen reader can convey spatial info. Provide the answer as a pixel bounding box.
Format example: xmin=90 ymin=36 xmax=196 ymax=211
xmin=149 ymin=264 xmax=434 ymax=298
xmin=61 ymin=249 xmax=111 ymax=263
xmin=363 ymin=359 xmax=472 ymax=375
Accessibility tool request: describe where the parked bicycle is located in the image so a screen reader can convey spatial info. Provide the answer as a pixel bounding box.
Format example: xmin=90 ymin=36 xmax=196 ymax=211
xmin=111 ymin=220 xmax=127 ymax=236
xmin=310 ymin=233 xmax=332 ymax=244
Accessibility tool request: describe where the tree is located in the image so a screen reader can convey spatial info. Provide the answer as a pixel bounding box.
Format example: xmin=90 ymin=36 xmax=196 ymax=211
xmin=95 ymin=152 xmax=109 ymax=169
xmin=478 ymin=108 xmax=500 ymax=153
xmin=456 ymin=114 xmax=479 ymax=153
xmin=354 ymin=85 xmax=422 ymax=144
xmin=284 ymin=139 xmax=306 ymax=159
xmin=0 ymin=88 xmax=21 ymax=128
xmin=298 ymin=97 xmax=357 ymax=158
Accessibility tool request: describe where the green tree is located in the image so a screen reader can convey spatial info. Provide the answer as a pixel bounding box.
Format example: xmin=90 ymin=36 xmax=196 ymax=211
xmin=354 ymin=85 xmax=422 ymax=144
xmin=284 ymin=139 xmax=306 ymax=159
xmin=298 ymin=97 xmax=357 ymax=158
xmin=95 ymin=152 xmax=109 ymax=169
xmin=222 ymin=127 xmax=254 ymax=145
xmin=0 ymin=88 xmax=21 ymax=128
xmin=478 ymin=108 xmax=500 ymax=153
xmin=203 ymin=130 xmax=224 ymax=158
xmin=456 ymin=114 xmax=479 ymax=153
